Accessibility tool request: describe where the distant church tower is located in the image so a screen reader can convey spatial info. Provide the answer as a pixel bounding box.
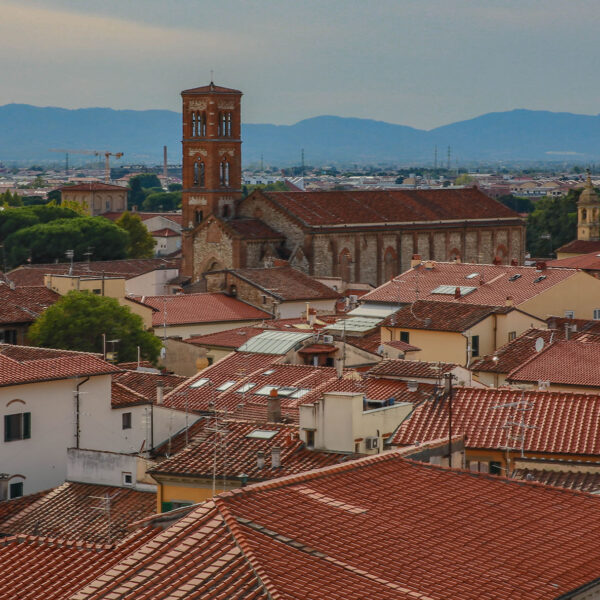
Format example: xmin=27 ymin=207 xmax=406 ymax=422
xmin=180 ymin=82 xmax=243 ymax=278
xmin=577 ymin=170 xmax=600 ymax=241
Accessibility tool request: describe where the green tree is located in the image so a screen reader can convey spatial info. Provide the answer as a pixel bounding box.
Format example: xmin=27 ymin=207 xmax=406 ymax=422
xmin=454 ymin=173 xmax=475 ymax=186
xmin=167 ymin=183 xmax=183 ymax=192
xmin=128 ymin=177 xmax=145 ymax=209
xmin=141 ymin=191 xmax=181 ymax=211
xmin=28 ymin=291 xmax=161 ymax=363
xmin=4 ymin=217 xmax=129 ymax=267
xmin=115 ymin=211 xmax=155 ymax=258
xmin=497 ymin=194 xmax=535 ymax=214
xmin=0 ymin=190 xmax=23 ymax=207
xmin=130 ymin=173 xmax=161 ymax=189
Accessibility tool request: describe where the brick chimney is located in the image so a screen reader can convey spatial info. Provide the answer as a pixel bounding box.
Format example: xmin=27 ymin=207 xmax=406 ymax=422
xmin=267 ymin=388 xmax=282 ymax=423
xmin=454 ymin=287 xmax=461 ymax=299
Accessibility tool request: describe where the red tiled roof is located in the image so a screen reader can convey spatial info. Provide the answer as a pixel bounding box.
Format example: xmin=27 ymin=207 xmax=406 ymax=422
xmin=151 ymin=227 xmax=180 ymax=238
xmin=555 ymin=239 xmax=600 ymax=255
xmin=0 ymin=481 xmax=156 ymax=543
xmin=297 ymin=343 xmax=336 ymax=354
xmin=59 ymin=182 xmax=126 ymax=192
xmin=0 ymin=344 xmax=121 ymax=387
xmin=139 ymin=292 xmax=272 ymax=326
xmin=390 ymin=387 xmax=600 ymax=456
xmin=229 ymin=266 xmax=341 ymax=301
xmin=368 ymin=359 xmax=456 ymax=380
xmin=362 ymin=261 xmax=577 ymax=307
xmin=512 ymin=465 xmax=600 ymax=493
xmin=150 ymin=420 xmax=357 ymax=480
xmin=112 ymin=369 xmax=186 ymax=406
xmin=381 ymin=299 xmax=505 ymax=331
xmin=0 ymin=283 xmax=59 ymax=324
xmin=0 ymin=526 xmax=156 ymax=600
xmin=186 ymin=325 xmax=268 ymax=349
xmin=471 ymin=328 xmax=555 ymax=373
xmin=102 ymin=212 xmax=183 ymax=226
xmin=182 ymin=83 xmax=242 ymax=94
xmin=0 ymin=491 xmax=47 ymax=525
xmin=548 ymin=250 xmax=600 ymax=270
xmin=508 ymin=339 xmax=600 ymax=388
xmin=226 ymin=218 xmax=284 ymax=240
xmin=72 ymin=450 xmax=600 ymax=600
xmin=258 ymin=188 xmax=520 ymax=228
xmin=344 ymin=330 xmax=382 ymax=355
xmin=382 ymin=339 xmax=421 ymax=352
xmin=8 ymin=257 xmax=180 ymax=286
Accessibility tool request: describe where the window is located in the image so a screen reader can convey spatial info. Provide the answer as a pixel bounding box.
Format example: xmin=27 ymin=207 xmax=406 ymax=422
xmin=219 ymin=111 xmax=232 ymax=136
xmin=508 ymin=331 xmax=516 ymax=342
xmin=192 ymin=111 xmax=206 ymax=137
xmin=431 ymin=285 xmax=476 ymax=296
xmin=236 ymin=383 xmax=256 ymax=393
xmin=594 ymin=309 xmax=600 ymax=321
xmin=9 ymin=481 xmax=23 ymax=499
xmin=216 ymin=380 xmax=236 ymax=392
xmin=122 ymin=472 xmax=133 ymax=486
xmin=4 ymin=412 xmax=31 ymax=442
xmin=564 ymin=310 xmax=575 ymax=319
xmin=122 ymin=412 xmax=132 ymax=430
xmin=193 ymin=161 xmax=205 ymax=187
xmin=190 ymin=378 xmax=210 ymax=388
xmin=0 ymin=329 xmax=17 ymax=344
xmin=195 ymin=209 xmax=203 ymax=224
xmin=219 ymin=161 xmax=230 ymax=186
xmin=489 ymin=461 xmax=502 ymax=475
xmin=306 ymin=430 xmax=315 ymax=448
xmin=400 ymin=331 xmax=410 ymax=344
xmin=471 ymin=335 xmax=480 ymax=357
xmin=468 ymin=461 xmax=489 ymax=473
xmin=92 ymin=288 xmax=101 ymax=295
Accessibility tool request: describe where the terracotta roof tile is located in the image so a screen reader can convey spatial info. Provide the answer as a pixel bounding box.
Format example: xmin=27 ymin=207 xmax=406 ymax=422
xmin=390 ymin=386 xmax=600 ymax=456
xmin=59 ymin=182 xmax=126 ymax=192
xmin=0 ymin=482 xmax=156 ymax=543
xmin=150 ymin=420 xmax=357 ymax=480
xmin=182 ymin=83 xmax=242 ymax=94
xmin=226 ymin=218 xmax=285 ymax=240
xmin=382 ymin=339 xmax=421 ymax=352
xmin=151 ymin=227 xmax=180 ymax=237
xmin=368 ymin=359 xmax=456 ymax=380
xmin=0 ymin=345 xmax=121 ymax=387
xmin=259 ymin=188 xmax=520 ymax=228
xmin=138 ymin=292 xmax=272 ymax=326
xmin=548 ymin=249 xmax=600 ymax=270
xmin=555 ymin=239 xmax=600 ymax=254
xmin=512 ymin=466 xmax=600 ymax=493
xmin=186 ymin=326 xmax=268 ymax=349
xmin=71 ymin=450 xmax=600 ymax=600
xmin=363 ymin=261 xmax=577 ymax=307
xmin=381 ymin=300 xmax=505 ymax=331
xmin=112 ymin=370 xmax=186 ymax=407
xmin=228 ymin=266 xmax=340 ymax=301
xmin=0 ymin=491 xmax=47 ymax=525
xmin=0 ymin=283 xmax=59 ymax=324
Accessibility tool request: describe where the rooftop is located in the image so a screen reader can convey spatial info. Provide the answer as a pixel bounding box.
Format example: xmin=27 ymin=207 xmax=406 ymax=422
xmin=555 ymin=239 xmax=600 ymax=255
xmin=0 ymin=481 xmax=156 ymax=543
xmin=138 ymin=292 xmax=272 ymax=326
xmin=362 ymin=261 xmax=578 ymax=307
xmin=390 ymin=386 xmax=600 ymax=456
xmin=512 ymin=463 xmax=600 ymax=493
xmin=548 ymin=250 xmax=600 ymax=270
xmin=227 ymin=266 xmax=340 ymax=301
xmin=182 ymin=82 xmax=242 ymax=94
xmin=71 ymin=450 xmax=600 ymax=600
xmin=257 ymin=187 xmax=520 ymax=228
xmin=237 ymin=330 xmax=313 ymax=354
xmin=0 ymin=283 xmax=59 ymax=324
xmin=226 ymin=218 xmax=285 ymax=240
xmin=368 ymin=359 xmax=456 ymax=380
xmin=0 ymin=345 xmax=121 ymax=388
xmin=112 ymin=369 xmax=186 ymax=407
xmin=381 ymin=300 xmax=507 ymax=332
xmin=59 ymin=182 xmax=126 ymax=192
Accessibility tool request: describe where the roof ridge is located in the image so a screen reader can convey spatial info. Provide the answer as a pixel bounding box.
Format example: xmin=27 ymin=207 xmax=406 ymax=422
xmin=505 ymin=334 xmax=556 ymax=379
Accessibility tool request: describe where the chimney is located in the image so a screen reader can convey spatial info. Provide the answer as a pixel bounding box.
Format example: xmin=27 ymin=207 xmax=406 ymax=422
xmin=510 ymin=258 xmax=518 ymax=266
xmin=505 ymin=296 xmax=514 ymax=307
xmin=256 ymin=451 xmax=265 ymax=470
xmin=410 ymin=254 xmax=422 ymax=268
xmin=454 ymin=287 xmax=461 ymax=299
xmin=565 ymin=323 xmax=571 ymax=341
xmin=335 ymin=358 xmax=343 ymax=379
xmin=156 ymin=381 xmax=164 ymax=405
xmin=424 ymin=260 xmax=435 ymax=270
xmin=0 ymin=474 xmax=9 ymax=501
xmin=267 ymin=388 xmax=282 ymax=423
xmin=536 ymin=261 xmax=547 ymax=271
xmin=271 ymin=446 xmax=281 ymax=468
xmin=308 ymin=308 xmax=317 ymax=327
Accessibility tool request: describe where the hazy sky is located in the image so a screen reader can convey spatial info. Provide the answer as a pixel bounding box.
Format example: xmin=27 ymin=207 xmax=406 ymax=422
xmin=2 ymin=0 xmax=600 ymax=129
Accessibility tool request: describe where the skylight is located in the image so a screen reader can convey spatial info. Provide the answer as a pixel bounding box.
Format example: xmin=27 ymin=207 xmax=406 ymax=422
xmin=466 ymin=272 xmax=479 ymax=279
xmin=291 ymin=388 xmax=310 ymax=398
xmin=508 ymin=274 xmax=521 ymax=282
xmin=533 ymin=275 xmax=547 ymax=283
xmin=236 ymin=383 xmax=256 ymax=393
xmin=278 ymin=386 xmax=298 ymax=396
xmin=216 ymin=380 xmax=236 ymax=392
xmin=431 ymin=285 xmax=476 ymax=296
xmin=190 ymin=378 xmax=209 ymax=388
xmin=246 ymin=430 xmax=278 ymax=440
xmin=256 ymin=385 xmax=279 ymax=396
xmin=262 ymin=369 xmax=275 ymax=375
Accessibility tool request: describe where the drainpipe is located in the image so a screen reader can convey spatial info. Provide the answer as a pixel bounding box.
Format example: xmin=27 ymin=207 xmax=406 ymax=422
xmin=75 ymin=377 xmax=90 ymax=449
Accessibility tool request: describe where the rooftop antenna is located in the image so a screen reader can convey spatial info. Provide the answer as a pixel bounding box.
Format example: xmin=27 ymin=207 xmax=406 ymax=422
xmin=90 ymin=492 xmax=117 ymax=544
xmin=260 ymin=153 xmax=264 ymax=171
xmin=65 ymin=249 xmax=74 ymax=275
xmin=210 ymin=69 xmax=214 ymax=83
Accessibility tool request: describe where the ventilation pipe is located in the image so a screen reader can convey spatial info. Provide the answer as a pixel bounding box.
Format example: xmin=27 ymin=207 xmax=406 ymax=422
xmin=257 ymin=451 xmax=265 ymax=470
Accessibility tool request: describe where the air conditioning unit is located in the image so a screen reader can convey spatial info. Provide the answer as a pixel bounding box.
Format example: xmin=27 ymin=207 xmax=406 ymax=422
xmin=365 ymin=436 xmax=379 ymax=450
xmin=323 ymin=335 xmax=334 ymax=344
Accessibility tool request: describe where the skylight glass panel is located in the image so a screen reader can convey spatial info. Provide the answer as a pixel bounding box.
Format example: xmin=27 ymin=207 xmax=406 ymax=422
xmin=277 ymin=386 xmax=297 ymax=396
xmin=216 ymin=380 xmax=236 ymax=392
xmin=291 ymin=388 xmax=310 ymax=398
xmin=431 ymin=285 xmax=476 ymax=295
xmin=246 ymin=430 xmax=278 ymax=440
xmin=466 ymin=273 xmax=479 ymax=279
xmin=262 ymin=369 xmax=275 ymax=375
xmin=236 ymin=383 xmax=256 ymax=393
xmin=190 ymin=378 xmax=209 ymax=388
xmin=256 ymin=385 xmax=279 ymax=396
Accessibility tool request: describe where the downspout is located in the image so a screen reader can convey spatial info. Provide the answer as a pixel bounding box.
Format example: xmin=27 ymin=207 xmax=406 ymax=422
xmin=75 ymin=376 xmax=90 ymax=449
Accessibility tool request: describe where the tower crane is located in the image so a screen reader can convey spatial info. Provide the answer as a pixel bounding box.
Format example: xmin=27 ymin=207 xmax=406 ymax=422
xmin=49 ymin=149 xmax=124 ymax=181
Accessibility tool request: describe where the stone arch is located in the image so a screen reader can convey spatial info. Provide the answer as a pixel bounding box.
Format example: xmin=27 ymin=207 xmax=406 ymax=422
xmin=201 ymin=257 xmax=225 ymax=273
xmin=383 ymin=247 xmax=398 ymax=281
xmin=448 ymin=247 xmax=461 ymax=261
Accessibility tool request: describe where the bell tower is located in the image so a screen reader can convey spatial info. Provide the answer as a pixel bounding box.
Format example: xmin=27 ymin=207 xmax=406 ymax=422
xmin=577 ymin=170 xmax=600 ymax=241
xmin=181 ymin=82 xmax=243 ymax=278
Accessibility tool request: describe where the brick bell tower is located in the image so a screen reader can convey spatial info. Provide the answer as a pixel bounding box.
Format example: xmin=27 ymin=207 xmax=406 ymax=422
xmin=180 ymin=82 xmax=243 ymax=279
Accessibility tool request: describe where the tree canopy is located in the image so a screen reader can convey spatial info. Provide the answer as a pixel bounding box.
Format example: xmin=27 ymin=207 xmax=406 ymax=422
xmin=141 ymin=191 xmax=181 ymax=211
xmin=28 ymin=291 xmax=161 ymax=363
xmin=115 ymin=211 xmax=156 ymax=258
xmin=4 ymin=216 xmax=129 ymax=267
xmin=0 ymin=204 xmax=79 ymax=244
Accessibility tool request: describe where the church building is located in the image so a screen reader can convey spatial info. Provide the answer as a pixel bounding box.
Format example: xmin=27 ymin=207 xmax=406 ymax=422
xmin=181 ymin=83 xmax=526 ymax=288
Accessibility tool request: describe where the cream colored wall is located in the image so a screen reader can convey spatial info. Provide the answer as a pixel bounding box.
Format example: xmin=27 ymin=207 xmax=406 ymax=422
xmin=472 ymin=370 xmax=508 ymax=388
xmin=153 ymin=319 xmax=265 ymax=339
xmin=495 ymin=311 xmax=546 ymax=347
xmin=121 ymin=298 xmax=154 ymax=329
xmin=520 ymin=271 xmax=600 ymax=320
xmin=381 ymin=327 xmax=468 ymax=365
xmin=45 ymin=274 xmax=126 ymax=297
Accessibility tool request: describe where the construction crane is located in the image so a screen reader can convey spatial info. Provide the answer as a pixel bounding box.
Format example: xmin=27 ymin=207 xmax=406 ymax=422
xmin=49 ymin=149 xmax=124 ymax=181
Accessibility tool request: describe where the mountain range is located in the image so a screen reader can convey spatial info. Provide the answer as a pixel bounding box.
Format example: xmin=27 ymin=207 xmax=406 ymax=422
xmin=1 ymin=103 xmax=599 ymax=166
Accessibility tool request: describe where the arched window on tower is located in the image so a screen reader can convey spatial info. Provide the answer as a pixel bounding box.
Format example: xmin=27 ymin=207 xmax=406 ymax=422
xmin=220 ymin=160 xmax=230 ymax=186
xmin=192 ymin=111 xmax=206 ymax=137
xmin=191 ymin=111 xmax=197 ymax=137
xmin=582 ymin=208 xmax=588 ymax=222
xmin=226 ymin=112 xmax=232 ymax=136
xmin=195 ymin=209 xmax=203 ymax=224
xmin=193 ymin=161 xmax=205 ymax=187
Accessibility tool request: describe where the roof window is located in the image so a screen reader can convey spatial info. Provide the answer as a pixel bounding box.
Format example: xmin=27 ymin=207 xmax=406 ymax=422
xmin=246 ymin=430 xmax=278 ymax=440
xmin=291 ymin=388 xmax=310 ymax=398
xmin=216 ymin=380 xmax=236 ymax=392
xmin=431 ymin=285 xmax=476 ymax=295
xmin=508 ymin=274 xmax=521 ymax=282
xmin=256 ymin=385 xmax=279 ymax=396
xmin=190 ymin=378 xmax=210 ymax=388
xmin=465 ymin=273 xmax=479 ymax=279
xmin=533 ymin=275 xmax=547 ymax=283
xmin=236 ymin=383 xmax=256 ymax=393
xmin=262 ymin=369 xmax=276 ymax=375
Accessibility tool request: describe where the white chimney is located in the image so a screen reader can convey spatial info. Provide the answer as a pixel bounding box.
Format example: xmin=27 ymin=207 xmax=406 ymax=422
xmin=335 ymin=358 xmax=343 ymax=379
xmin=156 ymin=381 xmax=164 ymax=405
xmin=271 ymin=447 xmax=281 ymax=469
xmin=257 ymin=451 xmax=265 ymax=470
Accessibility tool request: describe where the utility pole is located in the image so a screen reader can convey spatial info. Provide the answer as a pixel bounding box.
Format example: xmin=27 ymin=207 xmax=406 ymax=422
xmin=447 ymin=146 xmax=451 ymax=171
xmin=444 ymin=373 xmax=454 ymax=468
xmin=301 ymin=148 xmax=305 ymax=178
xmin=434 ymin=146 xmax=438 ymax=170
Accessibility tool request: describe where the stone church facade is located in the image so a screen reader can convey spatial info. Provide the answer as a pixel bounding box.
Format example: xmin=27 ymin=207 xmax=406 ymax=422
xmin=181 ymin=83 xmax=526 ymax=287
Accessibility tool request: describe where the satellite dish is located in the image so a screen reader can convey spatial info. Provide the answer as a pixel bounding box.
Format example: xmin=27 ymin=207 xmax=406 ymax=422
xmin=535 ymin=337 xmax=545 ymax=353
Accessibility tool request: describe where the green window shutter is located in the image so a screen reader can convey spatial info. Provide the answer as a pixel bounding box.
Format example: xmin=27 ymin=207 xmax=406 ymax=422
xmin=23 ymin=413 xmax=31 ymax=439
xmin=161 ymin=501 xmax=174 ymax=513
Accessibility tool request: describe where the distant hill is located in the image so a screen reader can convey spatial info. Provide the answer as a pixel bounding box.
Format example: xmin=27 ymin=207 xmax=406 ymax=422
xmin=1 ymin=104 xmax=599 ymax=166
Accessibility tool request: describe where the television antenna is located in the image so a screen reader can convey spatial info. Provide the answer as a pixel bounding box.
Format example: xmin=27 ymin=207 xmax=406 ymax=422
xmin=90 ymin=492 xmax=117 ymax=544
